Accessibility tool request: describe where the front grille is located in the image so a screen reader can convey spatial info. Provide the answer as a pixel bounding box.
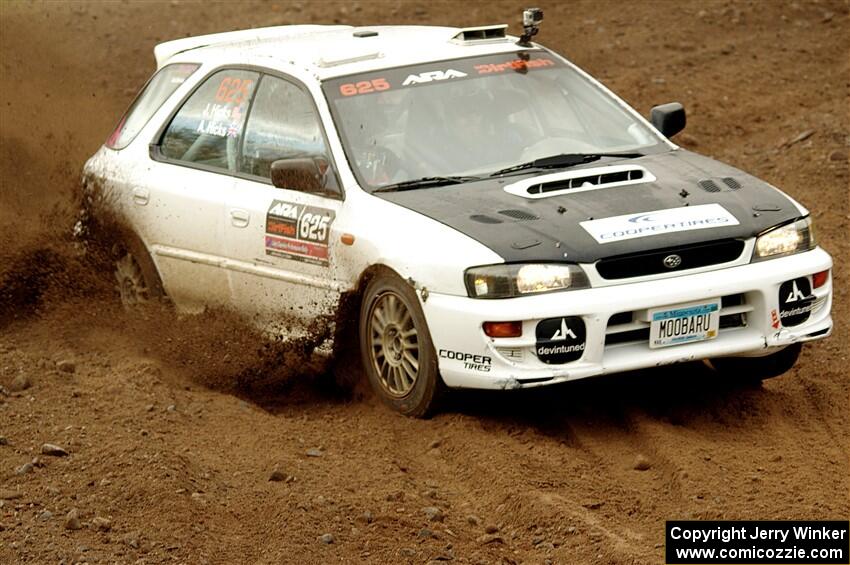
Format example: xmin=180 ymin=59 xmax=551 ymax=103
xmin=596 ymin=239 xmax=745 ymax=280
xmin=719 ymin=313 xmax=747 ymax=329
xmin=608 ymin=311 xmax=633 ymax=326
xmin=606 ymin=328 xmax=650 ymax=346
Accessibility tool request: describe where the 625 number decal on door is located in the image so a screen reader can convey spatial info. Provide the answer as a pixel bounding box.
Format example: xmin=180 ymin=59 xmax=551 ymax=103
xmin=265 ymin=200 xmax=336 ymax=266
xmin=299 ymin=211 xmax=331 ymax=243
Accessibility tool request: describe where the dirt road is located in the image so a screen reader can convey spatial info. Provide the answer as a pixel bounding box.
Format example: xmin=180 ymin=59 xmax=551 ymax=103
xmin=1 ymin=1 xmax=848 ymax=563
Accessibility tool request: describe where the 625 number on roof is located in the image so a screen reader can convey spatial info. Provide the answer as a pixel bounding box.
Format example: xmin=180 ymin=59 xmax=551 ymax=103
xmin=339 ymin=78 xmax=390 ymax=97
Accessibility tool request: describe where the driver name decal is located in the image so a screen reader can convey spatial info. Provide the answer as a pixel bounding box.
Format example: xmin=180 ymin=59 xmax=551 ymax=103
xmin=580 ymin=204 xmax=739 ymax=244
xmin=195 ymin=76 xmax=254 ymax=138
xmin=265 ymin=200 xmax=335 ymax=266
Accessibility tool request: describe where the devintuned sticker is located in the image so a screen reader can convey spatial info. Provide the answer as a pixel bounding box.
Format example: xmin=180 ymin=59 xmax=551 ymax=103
xmin=265 ymin=200 xmax=335 ymax=266
xmin=535 ymin=317 xmax=586 ymax=364
xmin=778 ymin=277 xmax=814 ymax=327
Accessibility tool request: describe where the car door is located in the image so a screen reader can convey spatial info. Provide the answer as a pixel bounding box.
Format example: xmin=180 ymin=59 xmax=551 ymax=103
xmin=223 ymin=72 xmax=345 ymax=332
xmin=144 ymin=68 xmax=259 ymax=311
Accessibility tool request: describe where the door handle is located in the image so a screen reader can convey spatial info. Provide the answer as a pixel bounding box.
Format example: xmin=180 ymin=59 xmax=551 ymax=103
xmin=229 ymin=208 xmax=250 ymax=228
xmin=132 ymin=187 xmax=149 ymax=206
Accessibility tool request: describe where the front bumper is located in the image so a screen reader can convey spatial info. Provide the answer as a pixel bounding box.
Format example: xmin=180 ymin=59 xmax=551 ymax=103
xmin=422 ymin=247 xmax=833 ymax=390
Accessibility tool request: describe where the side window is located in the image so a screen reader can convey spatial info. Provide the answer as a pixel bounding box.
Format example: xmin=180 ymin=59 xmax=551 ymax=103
xmin=106 ymin=63 xmax=199 ymax=150
xmin=240 ymin=75 xmax=330 ymax=179
xmin=160 ymin=69 xmax=258 ymax=172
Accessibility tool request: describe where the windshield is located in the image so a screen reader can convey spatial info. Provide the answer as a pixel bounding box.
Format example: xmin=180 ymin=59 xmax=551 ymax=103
xmin=323 ymin=51 xmax=664 ymax=191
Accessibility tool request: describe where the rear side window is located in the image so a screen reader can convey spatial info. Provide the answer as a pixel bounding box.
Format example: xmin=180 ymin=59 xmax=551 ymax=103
xmin=106 ymin=63 xmax=199 ymax=150
xmin=160 ymin=69 xmax=259 ymax=172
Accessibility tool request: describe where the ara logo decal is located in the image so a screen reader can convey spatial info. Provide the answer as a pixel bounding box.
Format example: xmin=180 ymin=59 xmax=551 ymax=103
xmin=550 ymin=318 xmax=578 ymax=341
xmin=268 ymin=201 xmax=300 ymax=220
xmin=402 ymin=69 xmax=467 ymax=86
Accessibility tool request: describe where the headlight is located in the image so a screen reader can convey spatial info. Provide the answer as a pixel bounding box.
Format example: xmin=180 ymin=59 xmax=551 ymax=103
xmin=753 ymin=217 xmax=815 ymax=261
xmin=464 ymin=263 xmax=590 ymax=299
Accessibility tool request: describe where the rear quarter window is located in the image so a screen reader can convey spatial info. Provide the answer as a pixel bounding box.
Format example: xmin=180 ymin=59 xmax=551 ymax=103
xmin=159 ymin=69 xmax=258 ymax=172
xmin=106 ymin=63 xmax=199 ymax=150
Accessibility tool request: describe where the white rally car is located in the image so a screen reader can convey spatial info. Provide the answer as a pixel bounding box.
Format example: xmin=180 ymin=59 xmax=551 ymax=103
xmin=83 ymin=10 xmax=833 ymax=416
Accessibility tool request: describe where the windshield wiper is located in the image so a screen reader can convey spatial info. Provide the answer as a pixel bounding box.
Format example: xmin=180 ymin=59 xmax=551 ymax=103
xmin=488 ymin=152 xmax=644 ymax=177
xmin=372 ymin=175 xmax=481 ymax=193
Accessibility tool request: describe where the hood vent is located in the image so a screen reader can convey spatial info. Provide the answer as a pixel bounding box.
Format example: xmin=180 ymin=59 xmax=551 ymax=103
xmin=699 ymin=177 xmax=742 ymax=193
xmin=451 ymin=25 xmax=508 ymax=44
xmin=698 ymin=179 xmax=721 ymax=193
xmin=722 ymin=177 xmax=742 ymax=190
xmin=316 ymin=50 xmax=383 ymax=67
xmin=470 ymin=214 xmax=503 ymax=224
xmin=504 ymin=164 xmax=655 ymax=200
xmin=498 ymin=209 xmax=539 ymax=220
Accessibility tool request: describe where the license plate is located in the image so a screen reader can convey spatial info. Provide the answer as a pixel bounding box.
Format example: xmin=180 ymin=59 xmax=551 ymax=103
xmin=649 ymin=299 xmax=720 ymax=349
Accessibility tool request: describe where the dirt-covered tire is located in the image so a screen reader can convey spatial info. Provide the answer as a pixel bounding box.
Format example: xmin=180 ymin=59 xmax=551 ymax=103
xmin=358 ymin=270 xmax=443 ymax=417
xmin=114 ymin=235 xmax=164 ymax=308
xmin=708 ymin=343 xmax=803 ymax=382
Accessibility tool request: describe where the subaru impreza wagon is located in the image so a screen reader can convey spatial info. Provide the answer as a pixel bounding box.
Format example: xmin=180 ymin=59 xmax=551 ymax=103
xmin=83 ymin=11 xmax=833 ymax=416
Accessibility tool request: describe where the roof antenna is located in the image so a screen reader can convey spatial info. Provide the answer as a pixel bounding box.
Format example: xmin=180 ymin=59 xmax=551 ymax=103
xmin=517 ymin=8 xmax=543 ymax=47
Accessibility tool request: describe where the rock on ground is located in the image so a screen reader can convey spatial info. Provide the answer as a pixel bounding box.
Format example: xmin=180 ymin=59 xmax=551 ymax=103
xmin=41 ymin=443 xmax=69 ymax=457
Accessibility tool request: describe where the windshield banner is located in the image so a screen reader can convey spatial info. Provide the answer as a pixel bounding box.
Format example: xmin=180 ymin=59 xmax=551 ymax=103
xmin=324 ymin=50 xmax=563 ymax=100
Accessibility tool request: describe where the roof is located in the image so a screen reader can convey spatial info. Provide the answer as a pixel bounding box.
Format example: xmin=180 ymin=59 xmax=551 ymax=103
xmin=155 ymin=24 xmax=531 ymax=79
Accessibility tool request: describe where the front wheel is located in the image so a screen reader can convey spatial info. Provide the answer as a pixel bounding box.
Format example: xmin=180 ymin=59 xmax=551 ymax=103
xmin=708 ymin=343 xmax=803 ymax=382
xmin=358 ymin=271 xmax=443 ymax=417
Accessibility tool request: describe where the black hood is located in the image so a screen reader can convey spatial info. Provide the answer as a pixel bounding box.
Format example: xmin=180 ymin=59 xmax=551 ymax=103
xmin=376 ymin=150 xmax=802 ymax=263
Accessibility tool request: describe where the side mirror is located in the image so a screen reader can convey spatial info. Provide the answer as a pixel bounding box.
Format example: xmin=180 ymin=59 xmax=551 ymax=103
xmin=270 ymin=158 xmax=340 ymax=196
xmin=650 ymin=102 xmax=686 ymax=138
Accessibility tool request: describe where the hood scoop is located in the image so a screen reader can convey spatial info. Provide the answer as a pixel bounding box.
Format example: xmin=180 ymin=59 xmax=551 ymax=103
xmin=504 ymin=164 xmax=655 ymax=200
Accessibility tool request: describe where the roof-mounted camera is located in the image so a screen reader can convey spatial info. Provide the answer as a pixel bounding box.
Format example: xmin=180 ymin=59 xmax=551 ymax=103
xmin=518 ymin=8 xmax=543 ymax=47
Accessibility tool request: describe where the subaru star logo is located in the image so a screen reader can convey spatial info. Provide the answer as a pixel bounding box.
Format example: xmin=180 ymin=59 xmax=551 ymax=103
xmin=663 ymin=254 xmax=682 ymax=269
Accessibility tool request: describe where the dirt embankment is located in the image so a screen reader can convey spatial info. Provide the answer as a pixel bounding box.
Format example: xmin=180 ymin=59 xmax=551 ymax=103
xmin=1 ymin=1 xmax=848 ymax=564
